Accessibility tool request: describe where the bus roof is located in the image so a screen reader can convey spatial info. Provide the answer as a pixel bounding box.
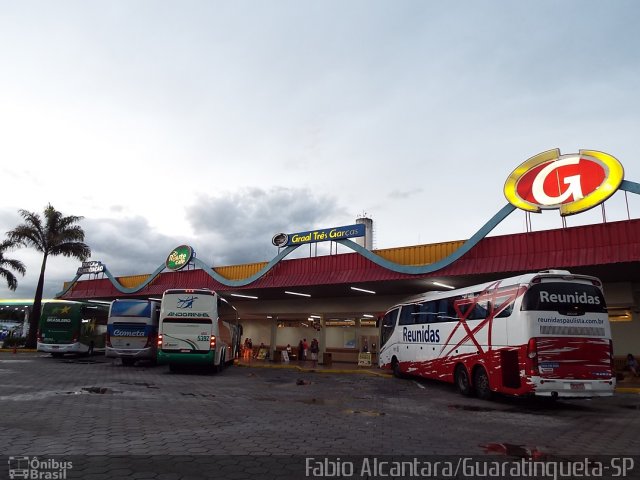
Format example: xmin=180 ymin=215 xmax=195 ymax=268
xmin=398 ymin=270 xmax=601 ymax=306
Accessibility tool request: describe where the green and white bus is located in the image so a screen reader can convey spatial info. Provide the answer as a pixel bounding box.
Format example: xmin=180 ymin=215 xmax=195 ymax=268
xmin=37 ymin=301 xmax=109 ymax=357
xmin=157 ymin=289 xmax=241 ymax=372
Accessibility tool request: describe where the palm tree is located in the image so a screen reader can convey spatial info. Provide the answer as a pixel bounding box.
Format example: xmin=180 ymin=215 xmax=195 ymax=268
xmin=0 ymin=239 xmax=26 ymax=291
xmin=8 ymin=204 xmax=91 ymax=348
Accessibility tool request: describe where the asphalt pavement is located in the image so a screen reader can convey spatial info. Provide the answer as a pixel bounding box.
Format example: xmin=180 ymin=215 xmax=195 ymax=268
xmin=1 ymin=351 xmax=639 ymax=479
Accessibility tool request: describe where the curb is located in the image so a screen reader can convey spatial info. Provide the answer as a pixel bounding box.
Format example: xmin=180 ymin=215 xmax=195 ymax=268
xmin=235 ymin=361 xmax=392 ymax=378
xmin=615 ymin=386 xmax=640 ymax=394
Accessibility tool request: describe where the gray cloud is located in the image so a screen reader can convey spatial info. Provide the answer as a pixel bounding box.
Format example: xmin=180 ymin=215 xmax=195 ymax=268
xmin=187 ymin=187 xmax=347 ymax=265
xmin=388 ymin=188 xmax=424 ymax=200
xmin=0 ymin=188 xmax=351 ymax=299
xmin=82 ymin=216 xmax=179 ymax=276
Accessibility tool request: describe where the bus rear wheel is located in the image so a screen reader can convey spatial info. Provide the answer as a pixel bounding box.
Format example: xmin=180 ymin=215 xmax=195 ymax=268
xmin=473 ymin=367 xmax=492 ymax=400
xmin=216 ymin=352 xmax=226 ymax=373
xmin=455 ymin=365 xmax=472 ymax=396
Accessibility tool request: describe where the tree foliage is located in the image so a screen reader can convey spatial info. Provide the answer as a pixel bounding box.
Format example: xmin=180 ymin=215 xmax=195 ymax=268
xmin=0 ymin=239 xmax=26 ymax=291
xmin=8 ymin=204 xmax=91 ymax=348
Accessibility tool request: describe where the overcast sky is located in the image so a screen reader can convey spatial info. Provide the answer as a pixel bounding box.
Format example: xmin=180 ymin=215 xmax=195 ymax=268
xmin=1 ymin=1 xmax=639 ymax=299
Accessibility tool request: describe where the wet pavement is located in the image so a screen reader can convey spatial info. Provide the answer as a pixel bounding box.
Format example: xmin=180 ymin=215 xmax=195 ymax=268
xmin=1 ymin=351 xmax=639 ymax=479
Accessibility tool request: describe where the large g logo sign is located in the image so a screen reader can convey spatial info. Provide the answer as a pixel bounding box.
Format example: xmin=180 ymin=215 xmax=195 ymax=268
xmin=504 ymin=149 xmax=624 ymax=216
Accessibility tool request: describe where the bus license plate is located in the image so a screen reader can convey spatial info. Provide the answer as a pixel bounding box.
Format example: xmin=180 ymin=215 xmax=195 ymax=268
xmin=180 ymin=349 xmax=190 ymax=353
xmin=52 ymin=346 xmax=59 ymax=349
xmin=570 ymin=383 xmax=585 ymax=390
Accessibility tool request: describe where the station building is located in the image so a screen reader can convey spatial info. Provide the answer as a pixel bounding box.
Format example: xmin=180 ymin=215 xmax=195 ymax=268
xmin=57 ymin=149 xmax=640 ymax=364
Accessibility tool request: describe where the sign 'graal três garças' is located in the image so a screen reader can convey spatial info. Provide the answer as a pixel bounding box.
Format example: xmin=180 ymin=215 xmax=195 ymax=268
xmin=504 ymin=149 xmax=624 ymax=216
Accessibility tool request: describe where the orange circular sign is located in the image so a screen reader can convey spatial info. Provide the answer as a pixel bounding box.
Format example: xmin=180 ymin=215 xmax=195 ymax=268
xmin=504 ymin=149 xmax=624 ymax=216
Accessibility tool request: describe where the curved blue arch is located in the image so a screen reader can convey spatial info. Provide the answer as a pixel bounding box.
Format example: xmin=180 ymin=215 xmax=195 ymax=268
xmin=57 ymin=180 xmax=640 ymax=297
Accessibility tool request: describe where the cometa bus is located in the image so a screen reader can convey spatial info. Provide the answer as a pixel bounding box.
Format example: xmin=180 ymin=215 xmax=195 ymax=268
xmin=378 ymin=270 xmax=615 ymax=399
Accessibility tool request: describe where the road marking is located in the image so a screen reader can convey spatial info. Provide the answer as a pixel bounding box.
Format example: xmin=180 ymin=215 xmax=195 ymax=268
xmin=414 ymin=381 xmax=425 ymax=389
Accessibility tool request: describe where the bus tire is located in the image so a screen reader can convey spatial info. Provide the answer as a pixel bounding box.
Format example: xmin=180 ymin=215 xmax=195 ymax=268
xmin=473 ymin=367 xmax=492 ymax=400
xmin=455 ymin=365 xmax=473 ymax=396
xmin=216 ymin=351 xmax=225 ymax=373
xmin=391 ymin=357 xmax=402 ymax=378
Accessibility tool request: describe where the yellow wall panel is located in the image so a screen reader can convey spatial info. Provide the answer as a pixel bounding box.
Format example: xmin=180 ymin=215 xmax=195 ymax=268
xmin=214 ymin=262 xmax=268 ymax=281
xmin=117 ymin=274 xmax=152 ymax=289
xmin=373 ymin=240 xmax=466 ymax=266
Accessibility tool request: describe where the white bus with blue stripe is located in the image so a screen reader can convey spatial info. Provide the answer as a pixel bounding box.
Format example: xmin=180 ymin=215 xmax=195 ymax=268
xmin=106 ymin=299 xmax=160 ymax=366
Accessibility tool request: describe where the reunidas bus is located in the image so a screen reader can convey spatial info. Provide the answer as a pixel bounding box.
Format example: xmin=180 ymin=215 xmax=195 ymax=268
xmin=106 ymin=299 xmax=160 ymax=366
xmin=38 ymin=301 xmax=109 ymax=357
xmin=157 ymin=289 xmax=241 ymax=372
xmin=379 ymin=270 xmax=615 ymax=399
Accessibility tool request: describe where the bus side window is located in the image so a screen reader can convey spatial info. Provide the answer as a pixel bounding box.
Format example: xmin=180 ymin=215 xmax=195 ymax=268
xmin=494 ymin=296 xmax=515 ymax=318
xmin=467 ymin=298 xmax=489 ymax=320
xmin=399 ymin=305 xmax=416 ymax=325
xmin=416 ymin=301 xmax=438 ymax=324
xmin=438 ymin=298 xmax=458 ymax=322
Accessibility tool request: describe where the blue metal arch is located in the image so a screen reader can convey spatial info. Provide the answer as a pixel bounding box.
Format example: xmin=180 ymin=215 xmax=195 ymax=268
xmin=56 ymin=180 xmax=640 ymax=297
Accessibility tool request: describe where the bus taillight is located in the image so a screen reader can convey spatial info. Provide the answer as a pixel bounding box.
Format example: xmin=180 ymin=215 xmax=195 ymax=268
xmin=37 ymin=330 xmax=42 ymax=342
xmin=210 ymin=335 xmax=216 ymax=348
xmin=157 ymin=334 xmax=163 ymax=347
xmin=526 ymin=338 xmax=539 ymax=375
xmin=72 ymin=333 xmax=79 ymax=344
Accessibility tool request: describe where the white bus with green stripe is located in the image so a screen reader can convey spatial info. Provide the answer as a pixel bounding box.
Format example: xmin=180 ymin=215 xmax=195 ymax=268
xmin=157 ymin=289 xmax=241 ymax=372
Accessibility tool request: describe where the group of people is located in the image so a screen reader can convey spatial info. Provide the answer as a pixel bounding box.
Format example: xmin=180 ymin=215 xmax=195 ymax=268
xmin=242 ymin=337 xmax=319 ymax=367
xmin=242 ymin=338 xmax=253 ymax=359
xmin=296 ymin=338 xmax=319 ymax=367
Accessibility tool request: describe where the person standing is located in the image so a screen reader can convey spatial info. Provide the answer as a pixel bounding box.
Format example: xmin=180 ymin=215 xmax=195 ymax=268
xmin=298 ymin=339 xmax=304 ymax=363
xmin=303 ymin=338 xmax=309 ymax=361
xmin=310 ymin=338 xmax=319 ymax=368
xmin=627 ymin=353 xmax=639 ymax=376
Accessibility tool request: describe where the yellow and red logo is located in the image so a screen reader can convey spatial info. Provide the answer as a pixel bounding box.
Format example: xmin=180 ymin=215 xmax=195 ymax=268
xmin=504 ymin=149 xmax=624 ymax=216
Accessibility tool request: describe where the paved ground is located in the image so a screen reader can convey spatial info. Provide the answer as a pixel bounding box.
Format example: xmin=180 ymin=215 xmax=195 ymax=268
xmin=1 ymin=352 xmax=640 ymax=479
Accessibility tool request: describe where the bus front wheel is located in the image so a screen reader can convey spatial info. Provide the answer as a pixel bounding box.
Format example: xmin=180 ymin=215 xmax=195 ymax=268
xmin=391 ymin=357 xmax=402 ymax=378
xmin=473 ymin=367 xmax=492 ymax=400
xmin=455 ymin=365 xmax=472 ymax=396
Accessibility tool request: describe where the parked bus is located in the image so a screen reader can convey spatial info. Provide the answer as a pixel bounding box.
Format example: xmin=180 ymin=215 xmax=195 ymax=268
xmin=106 ymin=299 xmax=160 ymax=366
xmin=157 ymin=289 xmax=241 ymax=372
xmin=38 ymin=301 xmax=109 ymax=357
xmin=379 ymin=270 xmax=615 ymax=399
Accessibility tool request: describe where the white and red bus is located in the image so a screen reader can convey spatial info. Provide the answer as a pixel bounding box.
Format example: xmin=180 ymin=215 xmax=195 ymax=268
xmin=379 ymin=270 xmax=615 ymax=399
